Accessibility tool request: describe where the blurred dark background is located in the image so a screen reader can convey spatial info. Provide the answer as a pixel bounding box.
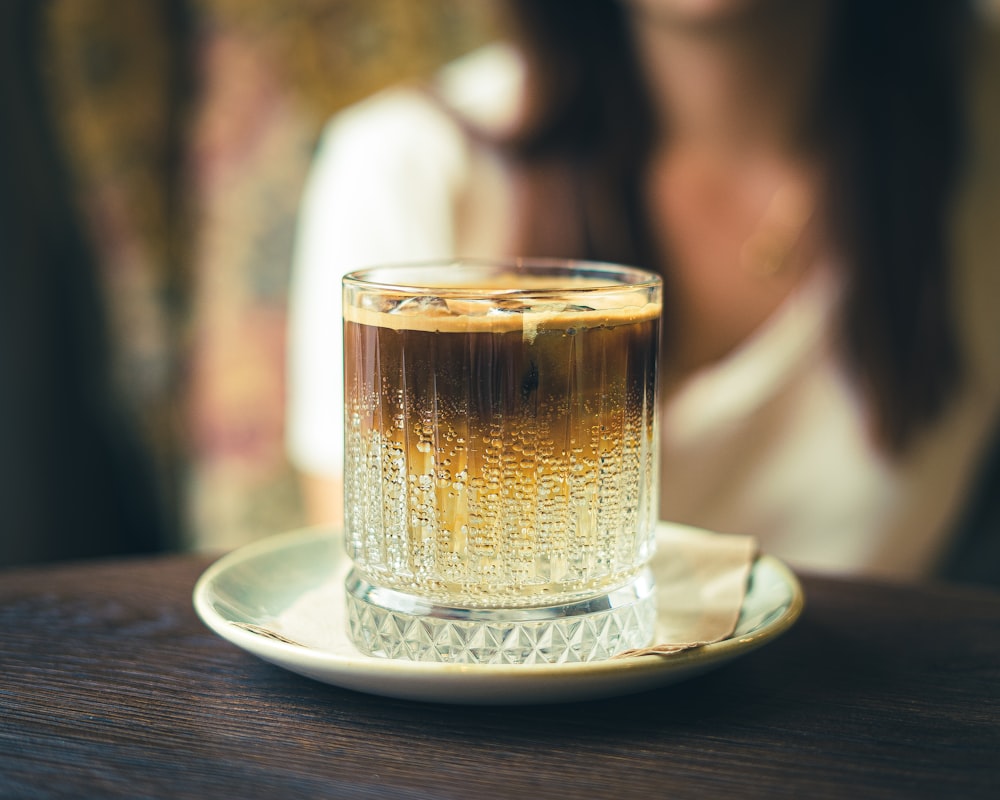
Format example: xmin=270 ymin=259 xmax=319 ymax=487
xmin=1 ymin=0 xmax=998 ymax=583
xmin=0 ymin=0 xmax=498 ymax=566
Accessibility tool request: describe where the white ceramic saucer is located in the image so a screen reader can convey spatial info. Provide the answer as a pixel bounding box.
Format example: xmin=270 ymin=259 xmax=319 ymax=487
xmin=193 ymin=525 xmax=803 ymax=705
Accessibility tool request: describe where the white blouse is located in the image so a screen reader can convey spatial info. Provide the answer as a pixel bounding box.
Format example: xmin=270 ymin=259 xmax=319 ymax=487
xmin=287 ymin=40 xmax=1000 ymax=581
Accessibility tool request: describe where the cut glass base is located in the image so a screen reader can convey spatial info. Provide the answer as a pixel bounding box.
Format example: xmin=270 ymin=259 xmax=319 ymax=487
xmin=345 ymin=569 xmax=656 ymax=665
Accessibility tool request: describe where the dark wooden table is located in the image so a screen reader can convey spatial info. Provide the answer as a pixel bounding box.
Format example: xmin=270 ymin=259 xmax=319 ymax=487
xmin=1 ymin=552 xmax=998 ymax=799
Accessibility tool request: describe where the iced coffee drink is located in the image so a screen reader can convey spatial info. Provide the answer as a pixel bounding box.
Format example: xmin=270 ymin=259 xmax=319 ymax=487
xmin=342 ymin=260 xmax=661 ymax=663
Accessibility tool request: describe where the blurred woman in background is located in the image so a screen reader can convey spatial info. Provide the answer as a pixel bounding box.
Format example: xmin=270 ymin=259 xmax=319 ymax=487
xmin=287 ymin=0 xmax=1000 ymax=581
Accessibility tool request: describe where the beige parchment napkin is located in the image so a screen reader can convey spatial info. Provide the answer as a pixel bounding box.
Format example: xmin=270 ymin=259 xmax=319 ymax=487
xmin=617 ymin=522 xmax=758 ymax=658
xmin=260 ymin=522 xmax=758 ymax=660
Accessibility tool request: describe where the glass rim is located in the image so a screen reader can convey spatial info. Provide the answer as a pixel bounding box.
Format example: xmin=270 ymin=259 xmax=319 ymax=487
xmin=342 ymin=257 xmax=662 ymax=297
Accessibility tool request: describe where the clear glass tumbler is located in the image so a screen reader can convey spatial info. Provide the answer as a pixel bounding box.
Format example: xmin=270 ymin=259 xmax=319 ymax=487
xmin=342 ymin=259 xmax=661 ymax=663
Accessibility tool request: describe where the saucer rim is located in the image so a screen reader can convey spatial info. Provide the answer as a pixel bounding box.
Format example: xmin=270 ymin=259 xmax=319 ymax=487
xmin=193 ymin=525 xmax=803 ymax=703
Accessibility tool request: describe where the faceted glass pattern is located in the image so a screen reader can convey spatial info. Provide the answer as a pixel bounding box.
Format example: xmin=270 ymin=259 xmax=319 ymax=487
xmin=346 ymin=574 xmax=656 ymax=665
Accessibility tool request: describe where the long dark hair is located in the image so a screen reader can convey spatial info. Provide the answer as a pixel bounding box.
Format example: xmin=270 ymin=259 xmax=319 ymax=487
xmin=496 ymin=0 xmax=971 ymax=455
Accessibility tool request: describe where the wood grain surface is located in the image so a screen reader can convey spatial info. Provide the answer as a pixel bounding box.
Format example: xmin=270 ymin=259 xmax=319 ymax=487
xmin=1 ymin=554 xmax=998 ymax=799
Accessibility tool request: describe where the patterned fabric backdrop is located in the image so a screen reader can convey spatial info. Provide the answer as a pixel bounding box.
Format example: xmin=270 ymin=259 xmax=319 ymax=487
xmin=43 ymin=0 xmax=500 ymax=552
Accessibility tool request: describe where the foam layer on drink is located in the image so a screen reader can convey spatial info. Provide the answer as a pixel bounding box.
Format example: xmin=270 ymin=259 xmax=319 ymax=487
xmin=344 ymin=295 xmax=661 ymax=336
